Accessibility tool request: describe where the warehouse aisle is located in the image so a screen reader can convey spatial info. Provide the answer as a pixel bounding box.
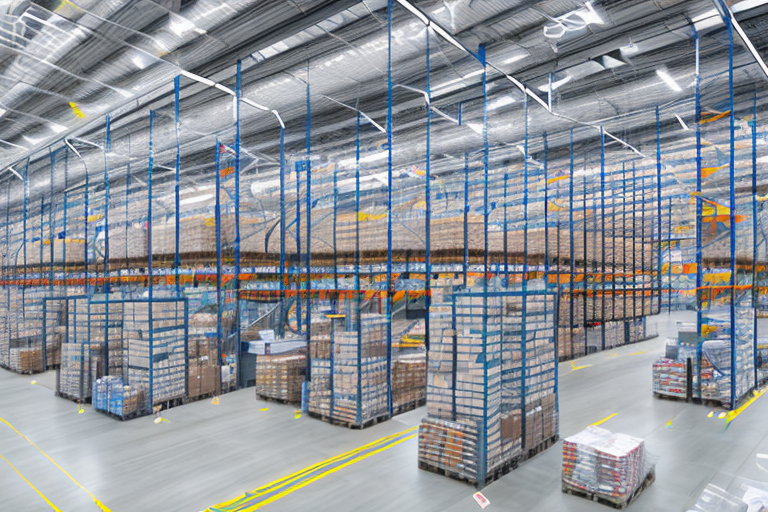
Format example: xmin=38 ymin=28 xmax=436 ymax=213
xmin=2 ymin=312 xmax=767 ymax=512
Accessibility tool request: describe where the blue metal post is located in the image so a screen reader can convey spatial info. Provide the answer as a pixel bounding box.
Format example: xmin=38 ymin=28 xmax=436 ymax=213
xmin=425 ymin=28 xmax=432 ymax=351
xmin=305 ymin=62 xmax=312 ymax=351
xmin=569 ymin=129 xmax=575 ymax=359
xmin=235 ymin=61 xmax=242 ymax=387
xmin=386 ymin=0 xmax=394 ymax=417
xmin=174 ymin=76 xmax=181 ymax=295
xmin=726 ymin=14 xmax=737 ymax=406
xmin=215 ymin=139 xmax=223 ymax=395
xmin=479 ymin=43 xmax=490 ymax=487
xmin=148 ymin=110 xmax=155 ymax=409
xmin=656 ymin=106 xmax=663 ymax=313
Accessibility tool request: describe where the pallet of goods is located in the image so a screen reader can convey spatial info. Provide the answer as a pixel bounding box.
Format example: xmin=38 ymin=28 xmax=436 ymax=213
xmin=188 ymin=328 xmax=220 ymax=400
xmin=255 ymin=352 xmax=306 ymax=403
xmin=562 ymin=426 xmax=656 ymax=508
xmin=391 ymin=351 xmax=426 ymax=411
xmin=419 ymin=284 xmax=558 ymax=486
xmin=308 ymin=313 xmax=389 ymax=427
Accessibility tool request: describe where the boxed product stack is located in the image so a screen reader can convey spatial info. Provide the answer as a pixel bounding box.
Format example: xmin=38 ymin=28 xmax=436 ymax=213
xmin=419 ymin=285 xmax=558 ymax=485
xmin=255 ymin=352 xmax=306 ymax=403
xmin=652 ymin=358 xmax=687 ymax=397
xmin=57 ymin=296 xmax=124 ymax=402
xmin=187 ymin=328 xmax=219 ymax=400
xmin=93 ymin=375 xmax=143 ymax=418
xmin=308 ymin=313 xmax=389 ymax=426
xmin=122 ymin=300 xmax=187 ymax=408
xmin=562 ymin=426 xmax=655 ymax=506
xmin=558 ymin=326 xmax=586 ymax=361
xmin=391 ymin=351 xmax=426 ymax=410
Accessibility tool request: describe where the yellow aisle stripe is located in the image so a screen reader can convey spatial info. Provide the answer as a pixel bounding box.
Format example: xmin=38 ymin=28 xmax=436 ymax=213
xmin=210 ymin=426 xmax=418 ymax=511
xmin=239 ymin=433 xmax=418 ymax=512
xmin=589 ymin=413 xmax=618 ymax=427
xmin=570 ymin=361 xmax=592 ymax=371
xmin=726 ymin=388 xmax=767 ymax=424
xmin=0 ymin=453 xmax=64 ymax=512
xmin=0 ymin=417 xmax=112 ymax=512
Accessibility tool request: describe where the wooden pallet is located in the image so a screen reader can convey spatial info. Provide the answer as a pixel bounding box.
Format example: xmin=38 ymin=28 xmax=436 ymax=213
xmin=653 ymin=391 xmax=688 ymax=402
xmin=524 ymin=435 xmax=560 ymax=461
xmin=418 ymin=460 xmax=479 ymax=486
xmin=392 ymin=398 xmax=426 ymax=416
xmin=95 ymin=409 xmax=147 ymax=421
xmin=562 ymin=468 xmax=655 ymax=509
xmin=55 ymin=391 xmax=91 ymax=404
xmin=419 ymin=437 xmax=558 ymax=488
xmin=0 ymin=364 xmax=45 ymax=375
xmin=255 ymin=393 xmax=298 ymax=405
xmin=307 ymin=410 xmax=390 ymax=429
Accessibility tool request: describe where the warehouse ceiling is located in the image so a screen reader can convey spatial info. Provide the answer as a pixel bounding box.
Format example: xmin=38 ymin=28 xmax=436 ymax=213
xmin=0 ymin=0 xmax=765 ymax=216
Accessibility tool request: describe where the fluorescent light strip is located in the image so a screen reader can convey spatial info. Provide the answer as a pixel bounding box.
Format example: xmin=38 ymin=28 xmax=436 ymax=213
xmin=242 ymin=98 xmax=270 ymax=111
xmin=656 ymin=69 xmax=682 ymax=92
xmin=180 ymin=70 xmax=214 ymax=87
xmin=396 ymin=0 xmax=429 ymax=24
xmin=272 ymin=110 xmax=285 ymax=129
xmin=214 ymin=83 xmax=235 ymax=96
xmin=6 ymin=166 xmax=23 ymax=182
xmin=675 ymin=114 xmax=690 ymax=131
xmin=603 ymin=130 xmax=643 ymax=157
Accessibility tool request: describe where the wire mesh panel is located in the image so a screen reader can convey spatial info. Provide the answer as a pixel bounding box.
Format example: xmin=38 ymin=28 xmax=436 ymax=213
xmin=92 ymin=298 xmax=188 ymax=420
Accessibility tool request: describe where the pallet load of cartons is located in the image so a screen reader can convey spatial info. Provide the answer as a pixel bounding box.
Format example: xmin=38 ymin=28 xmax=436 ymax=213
xmin=91 ymin=299 xmax=186 ymax=420
xmin=562 ymin=426 xmax=656 ymax=507
xmin=255 ymin=352 xmax=306 ymax=403
xmin=57 ymin=297 xmax=97 ymax=402
xmin=308 ymin=313 xmax=389 ymax=427
xmin=92 ymin=375 xmax=143 ymax=419
xmin=188 ymin=328 xmax=219 ymax=400
xmin=558 ymin=326 xmax=586 ymax=361
xmin=391 ymin=351 xmax=426 ymax=411
xmin=652 ymin=358 xmax=687 ymax=398
xmin=419 ymin=284 xmax=558 ymax=485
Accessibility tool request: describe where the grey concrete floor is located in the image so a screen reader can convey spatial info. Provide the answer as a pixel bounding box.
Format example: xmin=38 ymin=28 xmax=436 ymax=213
xmin=1 ymin=311 xmax=767 ymax=512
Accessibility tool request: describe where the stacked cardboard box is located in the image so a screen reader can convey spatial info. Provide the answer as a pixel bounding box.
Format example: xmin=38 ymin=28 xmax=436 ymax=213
xmin=562 ymin=426 xmax=654 ymax=505
xmin=392 ymin=351 xmax=426 ymax=409
xmin=188 ymin=330 xmax=219 ymax=399
xmin=93 ymin=375 xmax=143 ymax=418
xmin=558 ymin=327 xmax=586 ymax=360
xmin=308 ymin=313 xmax=389 ymax=425
xmin=57 ymin=296 xmax=124 ymax=401
xmin=123 ymin=301 xmax=187 ymax=406
xmin=652 ymin=358 xmax=687 ymax=397
xmin=255 ymin=352 xmax=306 ymax=403
xmin=419 ymin=286 xmax=557 ymax=484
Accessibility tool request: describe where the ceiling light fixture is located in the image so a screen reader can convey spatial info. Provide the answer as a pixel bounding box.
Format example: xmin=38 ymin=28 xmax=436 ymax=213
xmin=503 ymin=54 xmax=527 ymax=65
xmin=656 ymin=69 xmax=682 ymax=92
xmin=537 ymin=75 xmax=572 ymax=92
xmin=488 ymin=96 xmax=516 ymax=110
xmin=675 ymin=114 xmax=690 ymax=131
xmin=179 ymin=193 xmax=214 ymax=206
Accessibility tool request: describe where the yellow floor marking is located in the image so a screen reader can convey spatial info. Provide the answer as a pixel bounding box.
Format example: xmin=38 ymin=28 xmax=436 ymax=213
xmin=1 ymin=453 xmax=64 ymax=512
xmin=0 ymin=416 xmax=112 ymax=512
xmin=589 ymin=413 xmax=618 ymax=427
xmin=726 ymin=387 xmax=767 ymax=424
xmin=629 ymin=351 xmax=647 ymax=356
xmin=570 ymin=361 xmax=592 ymax=371
xmin=211 ymin=426 xmax=418 ymax=510
xmin=236 ymin=432 xmax=418 ymax=512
